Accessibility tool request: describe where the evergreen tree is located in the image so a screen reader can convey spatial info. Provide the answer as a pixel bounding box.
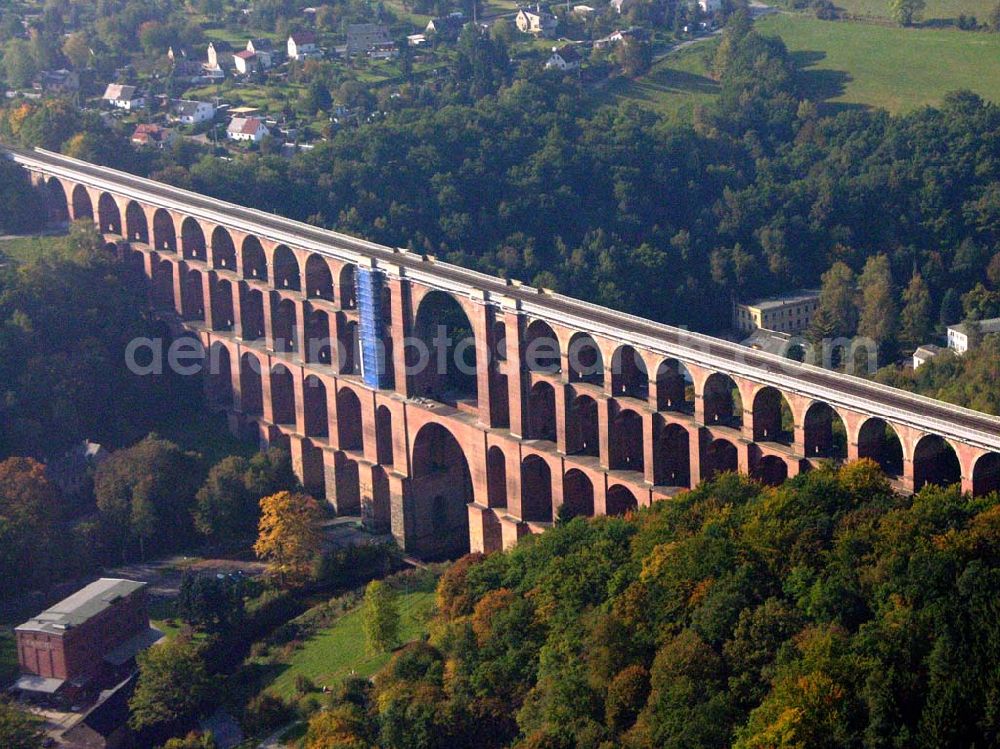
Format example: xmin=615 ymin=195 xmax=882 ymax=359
xmin=363 ymin=580 xmax=401 ymax=653
xmin=857 ymin=255 xmax=898 ymax=359
xmin=939 ymin=288 xmax=962 ymax=327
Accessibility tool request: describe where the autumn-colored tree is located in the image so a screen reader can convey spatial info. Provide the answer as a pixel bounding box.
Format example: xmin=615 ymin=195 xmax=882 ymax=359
xmin=254 ymin=491 xmax=323 ymax=586
xmin=0 ymin=457 xmax=61 ymax=594
xmin=305 ymin=704 xmax=371 ymax=749
xmin=61 ymin=31 xmax=91 ymax=69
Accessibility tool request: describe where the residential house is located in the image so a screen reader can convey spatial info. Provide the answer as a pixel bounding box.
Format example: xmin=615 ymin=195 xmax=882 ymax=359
xmin=369 ymin=41 xmax=399 ymax=59
xmin=246 ymin=38 xmax=276 ymax=68
xmin=697 ymin=0 xmax=723 ymax=11
xmin=594 ymin=26 xmax=646 ymax=48
xmin=130 ymin=123 xmax=176 ymax=149
xmin=515 ymin=6 xmax=558 ymax=36
xmin=170 ymin=99 xmax=216 ymax=125
xmin=288 ymin=31 xmax=321 ymax=61
xmin=913 ymin=344 xmax=943 ymax=369
xmin=227 ymin=116 xmax=269 ymax=143
xmin=234 ymin=49 xmax=259 ymax=75
xmin=545 ymin=44 xmax=582 ymax=71
xmin=609 ymin=0 xmax=636 ymax=12
xmin=572 ymin=4 xmax=597 ymax=14
xmin=102 ymin=84 xmax=145 ymax=111
xmin=408 ymin=33 xmax=428 ymax=46
xmin=346 ymin=24 xmax=392 ymax=55
xmin=425 ymin=15 xmax=464 ymax=39
xmin=37 ymin=68 xmax=79 ymax=94
xmin=207 ymin=40 xmax=234 ymax=71
xmin=946 ymin=317 xmax=1000 ymax=354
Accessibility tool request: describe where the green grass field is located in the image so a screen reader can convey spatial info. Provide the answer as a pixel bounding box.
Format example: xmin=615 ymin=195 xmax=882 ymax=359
xmin=601 ymin=42 xmax=720 ymax=118
xmin=265 ymin=588 xmax=435 ymax=699
xmin=758 ymin=15 xmax=1000 ymax=113
xmin=0 ymin=234 xmax=71 ymax=265
xmin=830 ymin=0 xmax=996 ymax=21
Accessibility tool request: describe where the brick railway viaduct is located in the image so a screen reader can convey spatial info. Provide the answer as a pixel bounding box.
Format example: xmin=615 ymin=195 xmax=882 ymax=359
xmin=10 ymin=147 xmax=1000 ymax=558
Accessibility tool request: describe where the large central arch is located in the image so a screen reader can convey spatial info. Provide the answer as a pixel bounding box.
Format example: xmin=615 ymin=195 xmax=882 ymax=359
xmin=410 ymin=422 xmax=473 ymax=559
xmin=411 ymin=291 xmax=477 ymax=405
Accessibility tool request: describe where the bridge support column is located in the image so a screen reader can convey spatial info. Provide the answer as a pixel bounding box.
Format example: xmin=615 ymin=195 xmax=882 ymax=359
xmin=171 ymin=259 xmax=184 ymax=318
xmin=471 ymin=299 xmax=500 ymax=428
xmin=201 ymin=273 xmax=216 ymax=331
xmin=554 ymin=383 xmax=568 ymax=454
xmin=294 ymin=299 xmax=308 ymax=362
xmin=387 ymin=276 xmax=412 ymax=399
xmin=688 ymin=424 xmax=702 ymax=488
xmin=504 ymin=307 xmax=527 ymax=438
xmin=261 ymin=291 xmax=275 ymax=351
xmin=598 ymin=398 xmax=611 ymax=470
xmin=643 ymin=411 xmax=655 ymax=485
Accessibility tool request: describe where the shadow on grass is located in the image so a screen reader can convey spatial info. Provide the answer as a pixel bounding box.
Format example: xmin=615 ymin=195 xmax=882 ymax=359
xmin=792 ymin=49 xmax=855 ymax=106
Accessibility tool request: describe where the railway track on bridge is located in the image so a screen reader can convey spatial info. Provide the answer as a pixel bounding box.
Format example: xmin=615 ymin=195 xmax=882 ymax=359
xmin=7 ymin=145 xmax=1000 ymax=452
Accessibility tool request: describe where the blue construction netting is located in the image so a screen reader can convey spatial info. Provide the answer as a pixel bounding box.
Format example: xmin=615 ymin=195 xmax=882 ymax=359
xmin=356 ymin=266 xmax=390 ymax=389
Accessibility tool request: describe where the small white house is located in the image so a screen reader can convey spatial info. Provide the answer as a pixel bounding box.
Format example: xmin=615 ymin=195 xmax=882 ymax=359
xmin=170 ymin=99 xmax=216 ymax=125
xmin=912 ymin=343 xmax=943 ymax=369
xmin=246 ymin=38 xmax=275 ymax=68
xmin=545 ymin=44 xmax=582 ymax=71
xmin=233 ymin=50 xmax=259 ymax=75
xmin=102 ymin=83 xmax=145 ymax=111
xmin=287 ymin=32 xmax=320 ymax=61
xmin=227 ymin=116 xmax=269 ymax=143
xmin=947 ymin=318 xmax=1000 ymax=354
xmin=697 ymin=0 xmax=722 ymax=12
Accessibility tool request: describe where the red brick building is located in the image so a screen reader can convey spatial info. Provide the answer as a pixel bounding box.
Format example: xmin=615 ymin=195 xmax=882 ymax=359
xmin=15 ymin=578 xmax=154 ymax=697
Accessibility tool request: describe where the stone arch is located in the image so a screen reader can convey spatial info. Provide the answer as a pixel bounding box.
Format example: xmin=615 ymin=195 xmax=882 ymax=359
xmin=487 ymin=446 xmax=507 ymax=509
xmin=376 ymin=405 xmax=394 ymax=465
xmin=412 ymin=290 xmax=477 ymax=403
xmin=973 ymin=453 xmax=1000 ymax=496
xmin=567 ymin=393 xmax=599 ymax=456
xmin=211 ymin=226 xmax=236 ymax=270
xmin=206 ymin=342 xmax=233 ymax=410
xmin=270 ymin=365 xmax=296 ymax=426
xmin=71 ymin=184 xmax=93 ymax=221
xmin=340 ymin=318 xmax=361 ymax=375
xmin=339 ymin=265 xmax=356 ymax=309
xmin=304 ymin=375 xmax=328 ymax=438
xmin=239 ymin=353 xmax=263 ymax=416
xmin=211 ymin=277 xmax=234 ymax=331
xmin=306 ymin=254 xmax=334 ymax=300
xmin=913 ymin=435 xmax=961 ymax=491
xmin=240 ymin=285 xmax=265 ymax=341
xmin=305 ymin=308 xmax=332 ymax=365
xmin=611 ymin=345 xmax=648 ymax=400
xmin=606 ymin=484 xmax=638 ymax=516
xmin=274 ymin=245 xmax=301 ymax=290
xmin=703 ymin=438 xmax=738 ymax=481
xmin=655 ymin=358 xmax=694 ymax=413
xmin=527 ymin=381 xmax=557 ymax=442
xmin=803 ymin=402 xmax=847 ymax=460
xmin=561 ymin=469 xmax=594 ymax=519
xmin=152 ymin=258 xmax=174 ymax=309
xmin=272 ymin=297 xmax=297 ymax=354
xmin=410 ymin=422 xmax=473 ymax=559
xmin=153 ymin=209 xmax=176 ymax=252
xmin=181 ymin=268 xmax=205 ymax=321
xmin=97 ymin=192 xmax=121 ymax=234
xmin=524 ymin=319 xmax=560 ymax=374
xmin=567 ymin=332 xmax=604 ymax=385
xmin=521 ymin=454 xmax=553 ymax=523
xmin=754 ymin=455 xmax=789 ymax=487
xmin=857 ymin=418 xmax=904 ymax=477
xmin=703 ymin=372 xmax=743 ymax=428
xmin=180 ymin=217 xmax=207 ymax=261
xmin=337 ymin=387 xmax=363 ymax=451
xmin=242 ymin=235 xmax=268 ymax=280
xmin=125 ymin=201 xmax=148 ymax=243
xmin=752 ymin=386 xmax=793 ymax=445
xmin=610 ymin=406 xmax=644 ymax=472
xmin=653 ymin=418 xmax=690 ymax=487
xmin=46 ymin=178 xmax=69 ymax=223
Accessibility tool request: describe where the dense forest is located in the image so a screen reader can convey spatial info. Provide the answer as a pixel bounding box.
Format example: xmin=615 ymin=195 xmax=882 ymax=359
xmin=301 ymin=463 xmax=1000 ymax=748
xmin=4 ymin=14 xmax=1000 ymax=340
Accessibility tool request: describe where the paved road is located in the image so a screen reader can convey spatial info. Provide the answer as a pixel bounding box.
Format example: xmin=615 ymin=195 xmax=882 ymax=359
xmin=9 ymin=146 xmax=1000 ymax=449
